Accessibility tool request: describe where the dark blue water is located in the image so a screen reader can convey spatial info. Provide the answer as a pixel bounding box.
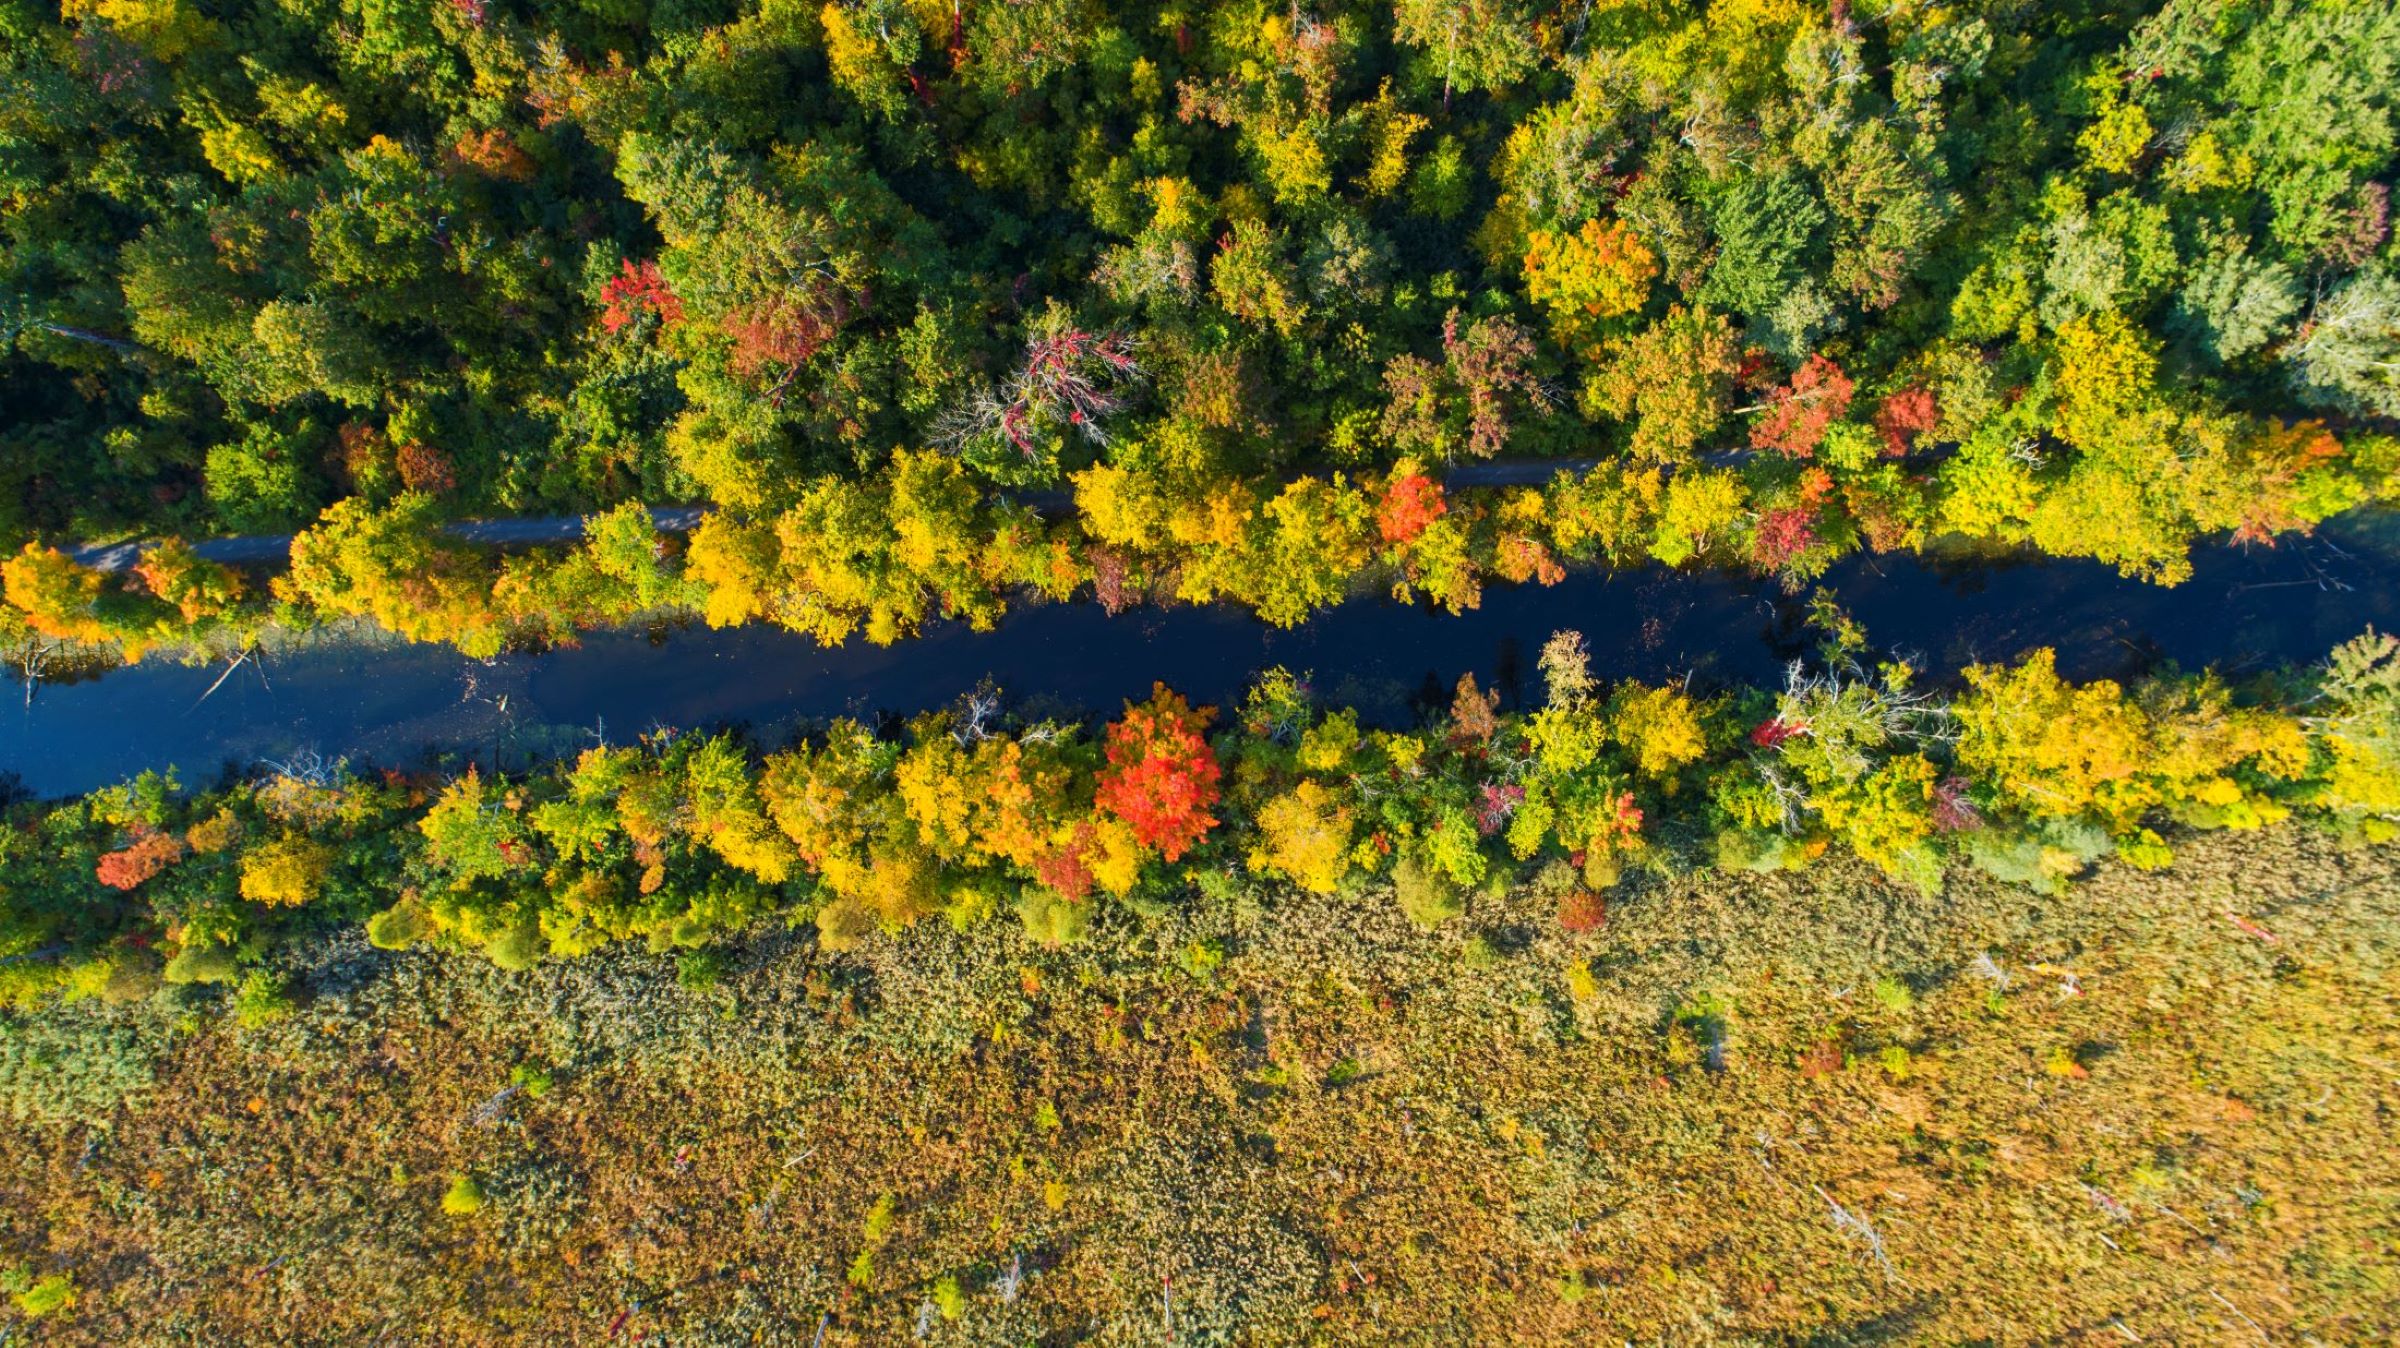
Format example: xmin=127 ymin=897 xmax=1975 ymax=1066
xmin=6 ymin=515 xmax=2394 ymax=798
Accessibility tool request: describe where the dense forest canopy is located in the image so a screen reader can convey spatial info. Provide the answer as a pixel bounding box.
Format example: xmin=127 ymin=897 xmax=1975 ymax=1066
xmin=3 ymin=0 xmax=2398 ymax=612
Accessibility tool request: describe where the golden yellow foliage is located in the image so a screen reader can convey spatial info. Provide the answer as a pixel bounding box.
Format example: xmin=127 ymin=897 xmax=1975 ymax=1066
xmin=1523 ymin=219 xmax=1659 ymax=344
xmin=1253 ymin=781 xmax=1354 ymax=893
xmin=239 ymin=835 xmax=334 ymax=907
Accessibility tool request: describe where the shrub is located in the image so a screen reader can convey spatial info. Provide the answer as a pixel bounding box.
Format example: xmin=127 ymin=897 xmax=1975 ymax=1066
xmin=862 ymin=1193 xmax=897 ymax=1244
xmin=442 ymin=1174 xmax=486 ymax=1216
xmin=1870 ymin=976 xmax=1915 ymax=1015
xmin=1014 ymin=889 xmax=1090 ymax=947
xmin=0 ymin=1013 xmax=157 ymax=1123
xmin=1393 ymin=854 xmax=1463 ymax=929
xmin=1555 ymin=889 xmax=1606 ymax=933
xmin=231 ymin=971 xmax=295 ymax=1028
xmin=5 ymin=1269 xmax=76 ymax=1320
xmin=365 ymin=899 xmax=434 ymax=950
xmin=676 ymin=949 xmax=725 ymax=991
xmin=163 ymin=945 xmax=240 ymax=986
xmin=483 ymin=920 xmax=542 ymax=972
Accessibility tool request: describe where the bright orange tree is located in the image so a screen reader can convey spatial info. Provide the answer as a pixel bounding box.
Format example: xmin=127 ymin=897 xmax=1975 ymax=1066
xmin=1376 ymin=470 xmax=1446 ymax=546
xmin=1094 ymin=685 xmax=1222 ymax=861
xmin=95 ymin=830 xmax=185 ymax=891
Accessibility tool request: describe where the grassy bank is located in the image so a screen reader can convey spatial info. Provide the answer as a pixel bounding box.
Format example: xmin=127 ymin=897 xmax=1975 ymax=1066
xmin=4 ymin=827 xmax=2396 ymax=1343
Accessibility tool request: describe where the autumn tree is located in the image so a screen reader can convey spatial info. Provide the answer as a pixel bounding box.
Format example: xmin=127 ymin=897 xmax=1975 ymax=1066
xmin=1243 ymin=477 xmax=1377 ymax=627
xmin=1095 ymin=685 xmax=1222 ymax=861
xmin=938 ymin=310 xmax=1145 ymax=482
xmin=1585 ymin=306 xmax=1741 ymax=465
xmin=1210 ymin=221 xmax=1309 ymax=338
xmin=239 ymin=834 xmax=335 ymax=906
xmin=1391 ymin=0 xmax=1544 ymax=98
xmin=96 ymin=831 xmax=185 ymax=891
xmin=1252 ymin=781 xmax=1354 ymax=893
xmin=598 ymin=259 xmax=683 ymax=335
xmin=131 ymin=540 xmax=245 ymax=627
xmin=616 ymin=135 xmax=913 ymax=441
xmin=1750 ymin=355 xmax=1856 ymax=458
xmin=2287 ymin=269 xmax=2400 ymax=419
xmin=1381 ymin=310 xmax=1549 ymax=460
xmin=685 ymin=735 xmax=798 ymax=883
xmin=1376 ymin=469 xmax=1446 ymax=546
xmin=281 ymin=495 xmax=508 ymax=656
xmin=418 ymin=768 xmax=532 ymax=885
xmin=1608 ymin=682 xmax=1708 ymax=783
xmin=2 ymin=545 xmax=118 ymax=651
xmin=1522 ymin=218 xmax=1658 ymax=347
xmin=820 ymin=0 xmax=940 ymax=120
xmin=1873 ymin=387 xmax=1940 ymax=456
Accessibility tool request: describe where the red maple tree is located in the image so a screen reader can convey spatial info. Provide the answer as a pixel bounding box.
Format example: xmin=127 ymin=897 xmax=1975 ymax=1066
xmin=1376 ymin=472 xmax=1446 ymax=546
xmin=1089 ymin=546 xmax=1136 ymax=615
xmin=1874 ymin=386 xmax=1939 ymax=456
xmin=724 ymin=282 xmax=857 ymax=386
xmin=1751 ymin=506 xmax=1821 ymax=571
xmin=1032 ymin=825 xmax=1102 ymax=903
xmin=1750 ymin=355 xmax=1855 ymax=458
xmin=1749 ymin=716 xmax=1804 ymax=749
xmin=96 ymin=830 xmax=186 ymax=891
xmin=1474 ymin=783 xmax=1525 ymax=836
xmin=599 ymin=259 xmax=683 ymax=334
xmin=395 ymin=441 xmax=457 ymax=494
xmin=1094 ymin=685 xmax=1222 ymax=861
xmin=1931 ymin=776 xmax=1982 ymax=832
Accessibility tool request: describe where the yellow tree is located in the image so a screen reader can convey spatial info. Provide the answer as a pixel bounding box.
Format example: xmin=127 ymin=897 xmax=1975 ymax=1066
xmin=685 ymin=736 xmax=799 ymax=883
xmin=282 ymin=495 xmax=507 ymax=656
xmin=1607 ymin=682 xmax=1707 ymax=784
xmin=2 ymin=544 xmax=119 ymax=651
xmin=1523 ymin=218 xmax=1658 ymax=348
xmin=1252 ymin=781 xmax=1355 ymax=893
xmin=238 ymin=835 xmax=336 ymax=907
xmin=684 ymin=514 xmax=783 ymax=629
